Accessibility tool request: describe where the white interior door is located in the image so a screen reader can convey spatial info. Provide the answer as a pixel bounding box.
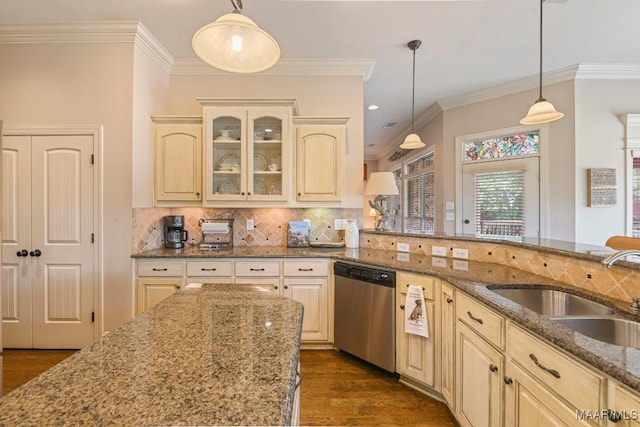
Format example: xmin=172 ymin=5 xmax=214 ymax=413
xmin=2 ymin=135 xmax=33 ymax=347
xmin=2 ymin=134 xmax=95 ymax=348
xmin=461 ymin=157 xmax=540 ymax=239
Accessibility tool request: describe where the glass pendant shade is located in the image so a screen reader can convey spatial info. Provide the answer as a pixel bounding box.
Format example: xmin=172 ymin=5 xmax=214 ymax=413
xmin=520 ymin=98 xmax=564 ymax=125
xmin=192 ymin=12 xmax=280 ymax=73
xmin=399 ymin=133 xmax=425 ymax=150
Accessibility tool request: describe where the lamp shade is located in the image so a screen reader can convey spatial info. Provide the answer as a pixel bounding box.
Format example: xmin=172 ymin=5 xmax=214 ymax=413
xmin=520 ymin=99 xmax=564 ymax=125
xmin=192 ymin=12 xmax=280 ymax=73
xmin=365 ymin=172 xmax=399 ymax=196
xmin=399 ymin=133 xmax=425 ymax=150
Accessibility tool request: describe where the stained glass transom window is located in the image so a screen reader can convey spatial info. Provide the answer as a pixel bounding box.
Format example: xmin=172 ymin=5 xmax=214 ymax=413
xmin=463 ymin=132 xmax=539 ymax=162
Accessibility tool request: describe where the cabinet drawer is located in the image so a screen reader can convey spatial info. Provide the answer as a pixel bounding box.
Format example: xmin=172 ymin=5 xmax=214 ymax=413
xmin=456 ymin=292 xmax=504 ymax=349
xmin=507 ymin=322 xmax=605 ymax=412
xmin=137 ymin=260 xmax=183 ymax=276
xmin=235 ymin=260 xmax=280 ymax=276
xmin=398 ymin=273 xmax=436 ymax=300
xmin=186 ymin=260 xmax=233 ymax=277
xmin=283 ymin=260 xmax=328 ymax=277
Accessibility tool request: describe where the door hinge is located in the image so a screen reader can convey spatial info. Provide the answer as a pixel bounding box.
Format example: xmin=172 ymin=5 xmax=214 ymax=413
xmin=90 ymin=154 xmax=95 ymax=165
xmin=91 ymin=233 xmax=95 ymax=244
xmin=91 ymin=311 xmax=95 ymax=323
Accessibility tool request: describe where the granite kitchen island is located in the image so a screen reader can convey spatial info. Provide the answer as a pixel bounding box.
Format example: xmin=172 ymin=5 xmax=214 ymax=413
xmin=0 ymin=284 xmax=304 ymax=426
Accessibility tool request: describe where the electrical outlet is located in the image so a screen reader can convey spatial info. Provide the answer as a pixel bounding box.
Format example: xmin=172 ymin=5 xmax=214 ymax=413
xmin=246 ymin=219 xmax=254 ymax=231
xmin=334 ymin=219 xmax=348 ymax=230
xmin=397 ymin=252 xmax=410 ymax=262
xmin=432 ymin=257 xmax=447 ymax=268
xmin=397 ymin=242 xmax=410 ymax=253
xmin=453 ymin=260 xmax=469 ymax=271
xmin=452 ymin=248 xmax=469 ymax=259
xmin=432 ymin=246 xmax=447 ymax=257
xmin=446 ymin=201 xmax=455 ymax=210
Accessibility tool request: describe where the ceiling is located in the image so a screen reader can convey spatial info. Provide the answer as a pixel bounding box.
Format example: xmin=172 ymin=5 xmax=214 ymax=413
xmin=2 ymin=0 xmax=639 ymax=160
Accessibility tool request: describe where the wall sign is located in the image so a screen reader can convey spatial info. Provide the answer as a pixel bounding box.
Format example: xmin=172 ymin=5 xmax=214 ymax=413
xmin=587 ymin=168 xmax=617 ymax=207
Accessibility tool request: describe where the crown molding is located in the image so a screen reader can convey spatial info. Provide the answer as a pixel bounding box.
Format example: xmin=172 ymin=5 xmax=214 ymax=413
xmin=0 ymin=22 xmax=174 ymax=74
xmin=438 ymin=63 xmax=640 ymax=111
xmin=171 ymin=57 xmax=375 ymax=80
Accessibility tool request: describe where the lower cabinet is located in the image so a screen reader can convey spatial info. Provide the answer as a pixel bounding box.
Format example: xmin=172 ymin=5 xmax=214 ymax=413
xmin=134 ymin=257 xmax=331 ymax=345
xmin=455 ymin=292 xmax=505 ymax=427
xmin=608 ymin=382 xmax=640 ymax=426
xmin=440 ymin=281 xmax=456 ymax=408
xmin=396 ymin=272 xmax=437 ymax=388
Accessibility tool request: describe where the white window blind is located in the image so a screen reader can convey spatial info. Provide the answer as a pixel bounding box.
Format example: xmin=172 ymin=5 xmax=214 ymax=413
xmin=404 ymin=154 xmax=435 ymax=234
xmin=475 ymin=170 xmax=525 ymax=239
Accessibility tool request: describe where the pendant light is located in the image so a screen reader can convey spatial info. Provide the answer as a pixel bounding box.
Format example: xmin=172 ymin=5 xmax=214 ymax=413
xmin=399 ymin=40 xmax=426 ymax=150
xmin=520 ymin=0 xmax=564 ymax=125
xmin=192 ymin=0 xmax=280 ymax=74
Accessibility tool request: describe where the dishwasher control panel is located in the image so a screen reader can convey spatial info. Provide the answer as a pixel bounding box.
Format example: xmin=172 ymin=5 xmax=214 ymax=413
xmin=334 ymin=262 xmax=396 ymax=287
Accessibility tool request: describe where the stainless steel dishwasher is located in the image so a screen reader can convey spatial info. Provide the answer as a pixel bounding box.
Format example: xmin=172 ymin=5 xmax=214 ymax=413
xmin=334 ymin=261 xmax=396 ymax=372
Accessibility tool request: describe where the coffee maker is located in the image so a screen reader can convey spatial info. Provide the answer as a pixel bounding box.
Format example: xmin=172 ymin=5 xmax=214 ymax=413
xmin=163 ymin=215 xmax=188 ymax=249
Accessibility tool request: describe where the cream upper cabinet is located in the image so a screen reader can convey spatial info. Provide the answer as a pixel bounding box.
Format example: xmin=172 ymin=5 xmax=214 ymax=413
xmin=152 ymin=116 xmax=202 ymax=205
xmin=200 ymin=99 xmax=295 ymax=206
xmin=396 ymin=272 xmax=438 ymax=388
xmin=293 ymin=117 xmax=348 ymax=205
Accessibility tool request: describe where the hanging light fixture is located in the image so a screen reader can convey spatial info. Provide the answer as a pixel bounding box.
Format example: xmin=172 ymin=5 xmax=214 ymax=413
xmin=192 ymin=0 xmax=280 ymax=74
xmin=399 ymin=39 xmax=426 ymax=150
xmin=520 ymin=0 xmax=564 ymax=125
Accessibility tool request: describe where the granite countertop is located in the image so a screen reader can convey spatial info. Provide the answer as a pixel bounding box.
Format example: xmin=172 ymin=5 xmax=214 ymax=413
xmin=0 ymin=284 xmax=304 ymax=426
xmin=131 ymin=244 xmax=337 ymax=258
xmin=131 ymin=246 xmax=640 ymax=393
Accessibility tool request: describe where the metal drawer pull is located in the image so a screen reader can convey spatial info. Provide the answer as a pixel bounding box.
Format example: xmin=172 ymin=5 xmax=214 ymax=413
xmin=446 ymin=297 xmax=453 ymax=304
xmin=467 ymin=311 xmax=484 ymax=324
xmin=298 ymin=268 xmax=314 ymax=271
xmin=489 ymin=364 xmax=498 ymax=373
xmin=201 ymin=268 xmax=217 ymax=271
xmin=406 ymin=284 xmax=425 ymax=291
xmin=152 ymin=268 xmax=168 ymax=271
xmin=608 ymin=409 xmax=622 ymax=423
xmin=529 ymin=353 xmax=561 ymax=379
xmin=249 ymin=268 xmax=265 ymax=271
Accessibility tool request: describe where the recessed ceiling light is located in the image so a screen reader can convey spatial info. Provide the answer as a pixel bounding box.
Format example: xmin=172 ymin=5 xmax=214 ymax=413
xmin=383 ymin=122 xmax=397 ymax=128
xmin=368 ymin=105 xmax=379 ymax=110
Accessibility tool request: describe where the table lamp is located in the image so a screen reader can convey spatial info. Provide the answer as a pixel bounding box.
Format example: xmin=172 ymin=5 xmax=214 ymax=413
xmin=365 ymin=172 xmax=399 ymax=231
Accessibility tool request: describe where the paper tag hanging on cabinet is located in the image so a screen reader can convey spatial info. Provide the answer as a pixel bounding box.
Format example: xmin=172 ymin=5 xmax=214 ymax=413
xmin=405 ymin=285 xmax=429 ymax=338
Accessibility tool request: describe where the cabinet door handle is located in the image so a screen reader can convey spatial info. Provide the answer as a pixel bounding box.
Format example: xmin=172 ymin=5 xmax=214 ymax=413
xmin=17 ymin=249 xmax=28 ymax=257
xmin=201 ymin=268 xmax=217 ymax=271
xmin=400 ymin=304 xmax=405 ymax=310
xmin=529 ymin=353 xmax=561 ymax=379
xmin=608 ymin=409 xmax=622 ymax=423
xmin=30 ymin=249 xmax=42 ymax=257
xmin=152 ymin=268 xmax=168 ymax=271
xmin=489 ymin=364 xmax=498 ymax=373
xmin=504 ymin=376 xmax=513 ymax=385
xmin=467 ymin=311 xmax=484 ymax=324
xmin=249 ymin=268 xmax=265 ymax=271
xmin=446 ymin=297 xmax=453 ymax=304
xmin=298 ymin=268 xmax=314 ymax=271
xmin=284 ymin=285 xmax=289 ymax=290
xmin=297 ymin=192 xmax=302 ymax=196
xmin=274 ymin=285 xmax=279 ymax=290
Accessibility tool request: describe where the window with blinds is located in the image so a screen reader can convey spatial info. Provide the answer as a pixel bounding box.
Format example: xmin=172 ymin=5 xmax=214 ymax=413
xmin=404 ymin=153 xmax=435 ymax=234
xmin=475 ymin=170 xmax=525 ymax=239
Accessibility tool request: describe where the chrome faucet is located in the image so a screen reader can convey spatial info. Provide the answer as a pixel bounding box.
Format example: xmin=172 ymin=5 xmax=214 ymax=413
xmin=601 ymin=249 xmax=640 ymax=268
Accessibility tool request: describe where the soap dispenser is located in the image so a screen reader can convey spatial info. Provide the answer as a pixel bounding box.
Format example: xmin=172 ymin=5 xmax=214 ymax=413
xmin=345 ymin=219 xmax=359 ymax=249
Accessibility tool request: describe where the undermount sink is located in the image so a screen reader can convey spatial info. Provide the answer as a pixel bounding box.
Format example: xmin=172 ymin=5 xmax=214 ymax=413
xmin=488 ymin=287 xmax=615 ymax=316
xmin=550 ymin=317 xmax=640 ymax=349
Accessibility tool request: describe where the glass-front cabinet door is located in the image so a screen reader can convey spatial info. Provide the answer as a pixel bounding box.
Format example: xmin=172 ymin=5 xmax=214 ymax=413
xmin=203 ymin=104 xmax=291 ymax=204
xmin=248 ymin=110 xmax=287 ymax=202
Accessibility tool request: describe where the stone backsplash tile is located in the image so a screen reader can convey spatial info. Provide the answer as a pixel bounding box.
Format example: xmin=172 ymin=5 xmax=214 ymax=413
xmin=133 ymin=207 xmax=362 ymax=252
xmin=360 ymin=231 xmax=640 ymax=302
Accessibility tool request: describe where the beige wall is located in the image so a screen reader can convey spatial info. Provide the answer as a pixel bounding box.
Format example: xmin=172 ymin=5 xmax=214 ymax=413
xmin=0 ymin=42 xmax=136 ymax=332
xmin=574 ymin=78 xmax=640 ymax=245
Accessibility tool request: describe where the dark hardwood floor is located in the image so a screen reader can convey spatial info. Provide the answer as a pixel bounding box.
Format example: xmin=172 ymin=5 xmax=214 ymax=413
xmin=1 ymin=348 xmax=457 ymax=426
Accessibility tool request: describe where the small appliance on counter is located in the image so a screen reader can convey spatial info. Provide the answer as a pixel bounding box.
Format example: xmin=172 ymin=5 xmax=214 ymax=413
xmin=163 ymin=215 xmax=188 ymax=249
xmin=199 ymin=218 xmax=234 ymax=250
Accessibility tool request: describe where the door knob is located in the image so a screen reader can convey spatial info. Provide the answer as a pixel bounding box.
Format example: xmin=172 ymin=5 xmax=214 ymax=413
xmin=30 ymin=249 xmax=42 ymax=257
xmin=17 ymin=249 xmax=28 ymax=257
xmin=464 ymin=219 xmax=470 ymax=224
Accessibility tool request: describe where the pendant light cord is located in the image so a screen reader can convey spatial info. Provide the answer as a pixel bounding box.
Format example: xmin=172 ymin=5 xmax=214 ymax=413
xmin=411 ymin=47 xmax=416 ymax=132
xmin=538 ymin=0 xmax=544 ymax=101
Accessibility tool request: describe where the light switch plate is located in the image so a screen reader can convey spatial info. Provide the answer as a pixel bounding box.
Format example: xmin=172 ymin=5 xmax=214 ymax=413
xmin=446 ymin=201 xmax=455 ymax=210
xmin=397 ymin=242 xmax=410 ymax=253
xmin=246 ymin=219 xmax=254 ymax=231
xmin=446 ymin=212 xmax=455 ymax=221
xmin=334 ymin=219 xmax=347 ymax=230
